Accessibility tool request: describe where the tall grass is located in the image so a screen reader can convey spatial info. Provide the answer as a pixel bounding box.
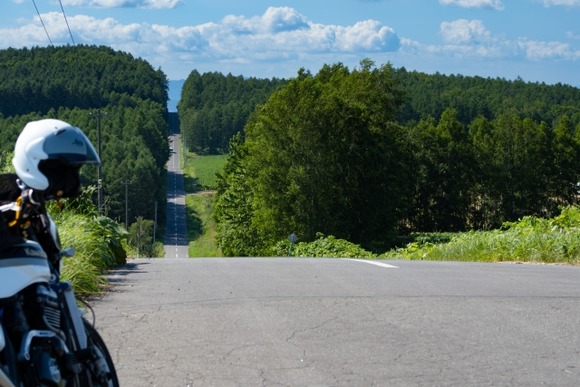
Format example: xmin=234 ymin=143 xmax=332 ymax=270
xmin=54 ymin=211 xmax=127 ymax=295
xmin=383 ymin=206 xmax=580 ymax=264
xmin=185 ymin=193 xmax=221 ymax=257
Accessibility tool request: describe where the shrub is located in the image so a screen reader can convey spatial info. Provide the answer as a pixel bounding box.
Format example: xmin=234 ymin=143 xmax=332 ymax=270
xmin=383 ymin=206 xmax=580 ymax=264
xmin=276 ymin=233 xmax=376 ymax=258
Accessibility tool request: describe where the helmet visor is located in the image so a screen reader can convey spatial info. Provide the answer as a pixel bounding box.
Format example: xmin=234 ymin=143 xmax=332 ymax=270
xmin=43 ymin=127 xmax=101 ymax=166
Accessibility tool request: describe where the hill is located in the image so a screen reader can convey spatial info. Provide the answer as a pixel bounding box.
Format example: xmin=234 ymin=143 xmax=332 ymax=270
xmin=0 ymin=45 xmax=169 ymax=231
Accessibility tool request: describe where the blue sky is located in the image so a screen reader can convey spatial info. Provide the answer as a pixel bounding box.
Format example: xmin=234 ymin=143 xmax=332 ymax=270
xmin=2 ymin=0 xmax=579 ymax=87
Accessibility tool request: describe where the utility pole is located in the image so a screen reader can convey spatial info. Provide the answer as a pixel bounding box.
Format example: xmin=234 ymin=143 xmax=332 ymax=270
xmin=153 ymin=201 xmax=158 ymax=245
xmin=182 ymin=135 xmax=187 ymax=166
xmin=91 ymin=109 xmax=107 ymax=215
xmin=124 ymin=180 xmax=132 ymax=228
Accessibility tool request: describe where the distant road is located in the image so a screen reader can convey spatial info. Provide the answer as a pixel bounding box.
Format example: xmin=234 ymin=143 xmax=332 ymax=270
xmin=92 ymin=258 xmax=580 ymax=386
xmin=163 ymin=134 xmax=189 ymax=258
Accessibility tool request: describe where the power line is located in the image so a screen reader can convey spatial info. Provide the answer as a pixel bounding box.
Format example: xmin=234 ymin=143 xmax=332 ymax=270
xmin=58 ymin=0 xmax=75 ymax=45
xmin=31 ymin=0 xmax=75 ymax=46
xmin=32 ymin=0 xmax=53 ymax=46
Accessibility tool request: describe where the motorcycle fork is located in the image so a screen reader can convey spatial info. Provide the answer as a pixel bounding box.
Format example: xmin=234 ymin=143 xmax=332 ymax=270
xmin=56 ymin=282 xmax=87 ymax=350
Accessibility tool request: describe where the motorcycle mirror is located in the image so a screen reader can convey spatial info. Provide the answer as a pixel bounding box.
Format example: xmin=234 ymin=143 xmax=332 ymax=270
xmin=62 ymin=247 xmax=75 ymax=258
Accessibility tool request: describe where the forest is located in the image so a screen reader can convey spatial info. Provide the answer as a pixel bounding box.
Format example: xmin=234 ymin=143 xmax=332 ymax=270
xmin=178 ymin=70 xmax=286 ymax=154
xmin=179 ymin=64 xmax=580 ymax=159
xmin=0 ymin=45 xmax=169 ymax=235
xmin=207 ymin=61 xmax=580 ymax=256
xmin=1 ymin=44 xmax=579 ymax=259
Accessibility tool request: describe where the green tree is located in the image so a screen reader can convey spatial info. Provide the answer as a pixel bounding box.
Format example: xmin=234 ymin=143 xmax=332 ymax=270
xmin=213 ymin=134 xmax=262 ymax=256
xmin=215 ymin=61 xmax=411 ymax=255
xmin=406 ymin=109 xmax=476 ymax=231
xmin=550 ymin=115 xmax=580 ymax=205
xmin=178 ymin=71 xmax=285 ymax=155
xmin=0 ymin=46 xmax=170 ymax=234
xmin=468 ymin=115 xmax=501 ymax=228
xmin=128 ymin=216 xmax=155 ymax=257
xmin=489 ymin=111 xmax=552 ymax=221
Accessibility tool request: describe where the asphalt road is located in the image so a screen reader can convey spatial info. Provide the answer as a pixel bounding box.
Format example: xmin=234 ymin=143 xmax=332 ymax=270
xmin=164 ymin=134 xmax=189 ymax=259
xmin=90 ymin=258 xmax=580 ymax=386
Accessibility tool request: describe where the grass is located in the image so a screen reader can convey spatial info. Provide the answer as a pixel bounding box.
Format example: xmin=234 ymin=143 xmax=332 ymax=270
xmin=185 ymin=193 xmax=221 ymax=257
xmin=180 ymin=146 xmax=227 ymax=257
xmin=381 ymin=206 xmax=580 ymax=264
xmin=182 ymin=151 xmax=227 ymax=192
xmin=55 ymin=212 xmax=114 ymax=295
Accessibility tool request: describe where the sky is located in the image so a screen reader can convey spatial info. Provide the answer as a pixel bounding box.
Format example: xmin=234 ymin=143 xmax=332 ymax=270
xmin=1 ymin=0 xmax=579 ymax=87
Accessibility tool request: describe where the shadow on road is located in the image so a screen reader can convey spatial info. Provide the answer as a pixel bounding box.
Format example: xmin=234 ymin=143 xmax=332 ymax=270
xmin=87 ymin=261 xmax=153 ymax=299
xmin=105 ymin=261 xmax=151 ymax=277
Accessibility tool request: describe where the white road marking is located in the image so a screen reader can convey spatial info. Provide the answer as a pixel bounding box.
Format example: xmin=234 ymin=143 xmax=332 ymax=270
xmin=344 ymin=259 xmax=398 ymax=269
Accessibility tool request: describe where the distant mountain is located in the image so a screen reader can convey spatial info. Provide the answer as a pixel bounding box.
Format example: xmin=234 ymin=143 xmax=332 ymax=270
xmin=168 ymin=79 xmax=185 ymax=112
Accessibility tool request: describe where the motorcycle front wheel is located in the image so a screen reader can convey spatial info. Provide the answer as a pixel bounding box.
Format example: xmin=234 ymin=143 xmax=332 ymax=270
xmin=81 ymin=319 xmax=119 ymax=387
xmin=0 ymin=324 xmax=19 ymax=387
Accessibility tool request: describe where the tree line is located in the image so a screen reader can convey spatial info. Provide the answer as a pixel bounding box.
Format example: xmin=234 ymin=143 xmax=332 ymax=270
xmin=178 ymin=66 xmax=580 ymax=159
xmin=395 ymin=69 xmax=580 ymax=128
xmin=0 ymin=45 xmax=167 ymax=117
xmin=213 ymin=61 xmax=580 ymax=256
xmin=178 ymin=70 xmax=286 ymax=154
xmin=0 ymin=45 xmax=169 ymax=233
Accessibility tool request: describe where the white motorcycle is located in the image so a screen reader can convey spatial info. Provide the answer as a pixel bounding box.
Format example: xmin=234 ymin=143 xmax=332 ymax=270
xmin=0 ymin=175 xmax=118 ymax=387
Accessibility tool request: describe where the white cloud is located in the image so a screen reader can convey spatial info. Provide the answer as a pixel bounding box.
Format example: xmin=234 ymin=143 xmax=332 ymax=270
xmin=0 ymin=7 xmax=400 ymax=76
xmin=517 ymin=39 xmax=580 ymax=60
xmin=60 ymin=0 xmax=182 ymax=9
xmin=538 ymin=0 xmax=580 ymax=6
xmin=2 ymin=5 xmax=577 ymax=81
xmin=440 ymin=19 xmax=492 ymax=44
xmin=262 ymin=6 xmax=309 ymax=33
xmin=331 ymin=20 xmax=400 ymax=51
xmin=430 ymin=19 xmax=580 ymax=62
xmin=439 ymin=0 xmax=505 ymax=10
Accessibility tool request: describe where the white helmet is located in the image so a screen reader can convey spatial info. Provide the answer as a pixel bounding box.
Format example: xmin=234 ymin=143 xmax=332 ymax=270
xmin=12 ymin=119 xmax=100 ymax=198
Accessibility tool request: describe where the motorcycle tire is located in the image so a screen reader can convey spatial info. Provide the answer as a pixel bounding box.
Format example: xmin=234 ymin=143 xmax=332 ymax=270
xmin=81 ymin=319 xmax=119 ymax=387
xmin=0 ymin=324 xmax=19 ymax=387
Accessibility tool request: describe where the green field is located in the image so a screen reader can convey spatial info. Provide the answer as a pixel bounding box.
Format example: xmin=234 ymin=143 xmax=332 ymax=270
xmin=183 ymin=152 xmax=226 ymax=192
xmin=182 ymin=150 xmax=226 ymax=256
xmin=185 ymin=193 xmax=221 ymax=257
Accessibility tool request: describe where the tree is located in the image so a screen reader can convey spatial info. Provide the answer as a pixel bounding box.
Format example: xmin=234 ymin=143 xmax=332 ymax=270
xmin=405 ymin=108 xmax=477 ymax=231
xmin=489 ymin=111 xmax=552 ymax=221
xmin=178 ymin=71 xmax=286 ymax=155
xmin=469 ymin=115 xmax=501 ymax=228
xmin=215 ymin=61 xmax=411 ymax=255
xmin=213 ymin=134 xmax=263 ymax=256
xmin=550 ymin=115 xmax=580 ymax=206
xmin=128 ymin=217 xmax=155 ymax=257
xmin=0 ymin=46 xmax=170 ymax=234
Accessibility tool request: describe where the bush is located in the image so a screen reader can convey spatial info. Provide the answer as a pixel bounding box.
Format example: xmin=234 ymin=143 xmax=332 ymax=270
xmin=275 ymin=233 xmax=376 ymax=258
xmin=55 ymin=211 xmax=126 ymax=295
xmin=49 ymin=193 xmax=128 ymax=295
xmin=383 ymin=206 xmax=580 ymax=264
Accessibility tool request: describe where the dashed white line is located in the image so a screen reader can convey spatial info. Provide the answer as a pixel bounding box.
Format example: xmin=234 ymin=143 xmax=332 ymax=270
xmin=344 ymin=259 xmax=398 ymax=268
